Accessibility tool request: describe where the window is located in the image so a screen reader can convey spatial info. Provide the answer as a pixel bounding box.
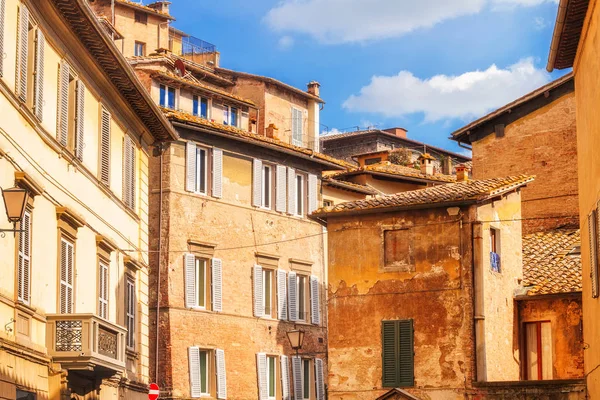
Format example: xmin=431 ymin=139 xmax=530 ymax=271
xmin=490 ymin=227 xmax=501 ymax=272
xmin=267 ymin=355 xmax=277 ymax=399
xmin=291 ymin=108 xmax=303 ymax=146
xmin=292 ymin=356 xmax=325 ymax=400
xmin=254 ymin=265 xmax=279 ymax=319
xmin=323 ymin=199 xmax=333 ymax=208
xmin=381 ymin=320 xmax=414 ymax=388
xmin=297 ymin=275 xmax=308 ymax=322
xmin=295 ymin=174 xmax=305 ymax=217
xmin=134 ymin=41 xmax=145 ymax=57
xmin=57 ymin=62 xmax=85 ymax=159
xmin=59 ymin=237 xmax=74 ymax=314
xmin=523 ymin=321 xmax=552 ymax=380
xmin=184 ymin=254 xmax=222 ymax=312
xmin=195 ymin=147 xmax=207 ymax=194
xmin=189 ymin=347 xmax=226 ymax=399
xmin=98 ymin=261 xmax=109 ymax=319
xmin=99 ymin=107 xmax=111 ymax=185
xmin=159 ymin=84 xmax=176 ymax=109
xmin=125 ymin=276 xmax=135 ymax=348
xmin=257 ymin=353 xmax=279 ymax=400
xmin=16 ymin=390 xmax=36 ymax=400
xmin=134 ymin=11 xmax=147 ymax=24
xmin=185 ymin=143 xmax=223 ymax=198
xmin=302 ymin=358 xmax=311 ymax=399
xmin=199 ymin=349 xmax=210 ymax=395
xmin=262 ymin=165 xmax=272 ymax=209
xmin=17 ymin=210 xmax=31 ymax=305
xmin=231 ymin=107 xmax=238 ymax=127
xmin=196 ymin=259 xmax=207 ymax=308
xmin=122 ymin=135 xmax=136 ymax=210
xmin=193 ymin=96 xmax=209 ymax=118
xmin=223 ymin=105 xmax=239 ymax=127
xmin=263 ymin=268 xmax=274 ymax=316
xmin=365 ymin=157 xmax=382 ymax=165
xmin=384 ymin=229 xmax=414 ymax=273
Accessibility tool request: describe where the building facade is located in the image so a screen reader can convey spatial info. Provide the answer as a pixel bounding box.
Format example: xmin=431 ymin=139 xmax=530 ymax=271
xmin=0 ymin=0 xmax=176 ymax=399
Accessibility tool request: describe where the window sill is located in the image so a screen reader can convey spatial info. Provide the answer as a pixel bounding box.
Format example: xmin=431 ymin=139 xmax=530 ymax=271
xmin=126 ymin=348 xmax=139 ymax=360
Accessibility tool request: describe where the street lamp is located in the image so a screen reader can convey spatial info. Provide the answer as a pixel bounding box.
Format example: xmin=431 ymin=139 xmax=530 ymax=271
xmin=286 ymin=329 xmax=305 ymax=357
xmin=1 ymin=186 xmax=28 ymax=236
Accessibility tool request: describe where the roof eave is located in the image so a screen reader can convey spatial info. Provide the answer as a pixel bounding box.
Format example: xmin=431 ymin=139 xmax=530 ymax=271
xmin=323 ymin=180 xmax=378 ymax=195
xmin=547 ymin=0 xmax=571 ymax=71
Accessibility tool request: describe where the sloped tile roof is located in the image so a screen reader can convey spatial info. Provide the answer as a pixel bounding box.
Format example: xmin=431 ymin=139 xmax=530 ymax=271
xmin=328 ymin=161 xmax=456 ymax=183
xmin=322 ymin=178 xmax=379 ymax=195
xmin=312 ymin=175 xmax=534 ymax=217
xmin=522 ymin=229 xmax=582 ymax=295
xmin=114 ymin=0 xmax=174 ymax=20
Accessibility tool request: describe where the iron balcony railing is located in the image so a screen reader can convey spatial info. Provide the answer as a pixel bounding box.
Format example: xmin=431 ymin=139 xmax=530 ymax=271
xmin=46 ymin=314 xmax=127 ymax=374
xmin=170 ymin=35 xmax=217 ymax=56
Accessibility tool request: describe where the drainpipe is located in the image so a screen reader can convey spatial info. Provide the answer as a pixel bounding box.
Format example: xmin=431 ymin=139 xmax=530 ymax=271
xmin=155 ymin=143 xmax=165 ymax=384
xmin=472 ymin=220 xmax=487 ymax=382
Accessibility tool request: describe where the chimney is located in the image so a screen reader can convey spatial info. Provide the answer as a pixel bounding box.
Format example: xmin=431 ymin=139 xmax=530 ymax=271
xmin=383 ymin=127 xmax=408 ymax=138
xmin=442 ymin=157 xmax=452 ymax=175
xmin=456 ymin=164 xmax=471 ymax=182
xmin=307 ymin=81 xmax=320 ymax=97
xmin=266 ymin=123 xmax=279 ymax=139
xmin=147 ymin=1 xmax=171 ymax=15
xmin=418 ymin=153 xmax=435 ymax=175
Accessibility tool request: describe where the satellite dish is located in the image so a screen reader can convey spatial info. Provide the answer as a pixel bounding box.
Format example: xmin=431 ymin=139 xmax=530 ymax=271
xmin=174 ymin=59 xmax=186 ymax=76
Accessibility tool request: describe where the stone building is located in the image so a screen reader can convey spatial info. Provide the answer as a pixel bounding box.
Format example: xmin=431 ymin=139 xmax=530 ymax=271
xmin=451 ymin=74 xmax=578 ymax=234
xmin=0 ymin=0 xmax=177 ymax=399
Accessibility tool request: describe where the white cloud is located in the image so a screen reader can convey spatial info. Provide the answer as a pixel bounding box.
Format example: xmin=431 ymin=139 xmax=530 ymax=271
xmin=321 ymin=128 xmax=343 ymax=136
xmin=264 ymin=0 xmax=558 ymax=44
xmin=278 ymin=35 xmax=295 ymax=50
xmin=534 ymin=16 xmax=548 ymax=29
xmin=342 ymin=58 xmax=551 ymax=122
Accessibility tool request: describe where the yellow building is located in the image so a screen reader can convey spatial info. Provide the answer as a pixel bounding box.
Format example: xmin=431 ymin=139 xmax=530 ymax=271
xmin=0 ymin=0 xmax=176 ymax=399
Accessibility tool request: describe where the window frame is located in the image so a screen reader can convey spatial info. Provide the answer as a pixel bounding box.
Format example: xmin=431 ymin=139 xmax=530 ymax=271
xmin=262 ymin=268 xmax=276 ymax=318
xmin=297 ymin=274 xmax=309 ymax=322
xmin=195 ymin=146 xmax=209 ymax=195
xmin=381 ymin=319 xmax=414 ymax=388
xmin=198 ymin=348 xmax=211 ymax=396
xmin=58 ymin=235 xmax=75 ymax=314
xmin=193 ymin=95 xmax=210 ymax=119
xmin=98 ymin=259 xmax=109 ymax=319
xmin=295 ymin=173 xmax=306 ymax=217
xmin=262 ymin=164 xmax=273 ymax=209
xmin=17 ymin=209 xmax=32 ymax=305
xmin=266 ymin=355 xmax=277 ymax=400
xmin=134 ymin=10 xmax=148 ymax=24
xmin=522 ymin=320 xmax=553 ymax=380
xmin=134 ymin=41 xmax=146 ymax=57
xmin=490 ymin=226 xmax=501 ymax=273
xmin=195 ymin=258 xmax=208 ymax=310
xmin=223 ymin=104 xmax=239 ymax=127
xmin=159 ymin=84 xmax=177 ymax=109
xmin=125 ymin=274 xmax=136 ymax=349
xmin=301 ymin=358 xmax=312 ymax=400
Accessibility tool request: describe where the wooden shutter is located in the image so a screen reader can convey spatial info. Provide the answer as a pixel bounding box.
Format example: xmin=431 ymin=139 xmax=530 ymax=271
xmin=0 ymin=0 xmax=5 ymax=76
xmin=215 ymin=348 xmax=227 ymax=399
xmin=98 ymin=262 xmax=109 ymax=319
xmin=189 ymin=347 xmax=202 ymax=398
xmin=17 ymin=210 xmax=31 ymax=304
xmin=184 ymin=253 xmax=196 ymax=308
xmin=212 ymin=148 xmax=223 ymax=198
xmin=310 ymin=276 xmax=320 ymax=325
xmin=398 ymin=320 xmax=414 ymax=386
xmin=75 ymin=80 xmax=85 ymax=161
xmin=288 ymin=271 xmax=298 ymax=321
xmin=59 ymin=238 xmax=74 ymax=314
xmin=57 ymin=61 xmax=69 ymax=146
xmin=186 ymin=141 xmax=197 ymax=192
xmin=382 ymin=320 xmax=414 ymax=388
xmin=308 ymin=174 xmax=318 ymax=214
xmin=276 ymin=165 xmax=287 ymax=213
xmin=589 ymin=210 xmax=599 ymax=298
xmin=291 ymin=355 xmax=302 ymax=400
xmin=254 ymin=264 xmax=264 ymax=317
xmin=280 ymin=355 xmax=290 ymax=400
xmin=315 ymin=358 xmax=325 ymax=400
xmin=257 ymin=353 xmax=268 ymax=400
xmin=292 ymin=108 xmax=303 ymax=147
xmin=126 ymin=277 xmax=136 ymax=348
xmin=253 ymin=159 xmax=263 ymax=207
xmin=100 ymin=107 xmax=111 ymax=185
xmin=277 ymin=269 xmax=288 ymax=320
xmin=212 ymin=258 xmax=223 ymax=312
xmin=17 ymin=4 xmax=28 ymax=102
xmin=287 ymin=168 xmax=296 ymax=215
xmin=33 ymin=29 xmax=44 ymax=121
xmin=123 ymin=135 xmax=136 ymax=210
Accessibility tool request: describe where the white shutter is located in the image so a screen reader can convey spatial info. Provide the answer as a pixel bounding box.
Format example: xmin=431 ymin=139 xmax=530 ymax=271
xmin=253 ymin=159 xmax=263 ymax=207
xmin=17 ymin=210 xmax=31 ymax=304
xmin=123 ymin=135 xmax=136 ymax=210
xmin=59 ymin=238 xmax=74 ymax=314
xmin=280 ymin=355 xmax=291 ymax=400
xmin=275 ymin=165 xmax=287 ymax=213
xmin=288 ymin=271 xmax=298 ymax=322
xmin=184 ymin=253 xmax=196 ymax=308
xmin=308 ymin=174 xmax=318 ymax=214
xmin=315 ymin=358 xmax=325 ymax=400
xmin=186 ymin=142 xmax=197 ymax=192
xmin=310 ymin=276 xmax=320 ymax=325
xmin=100 ymin=107 xmax=111 ymax=185
xmin=253 ymin=264 xmax=264 ymax=317
xmin=57 ymin=61 xmax=69 ymax=146
xmin=215 ymin=349 xmax=227 ymax=399
xmin=75 ymin=80 xmax=85 ymax=161
xmin=257 ymin=353 xmax=268 ymax=400
xmin=212 ymin=258 xmax=223 ymax=312
xmin=212 ymin=148 xmax=223 ymax=198
xmin=0 ymin=0 xmax=5 ymax=76
xmin=188 ymin=347 xmax=201 ymax=398
xmin=288 ymin=168 xmax=296 ymax=215
xmin=98 ymin=262 xmax=109 ymax=319
xmin=33 ymin=29 xmax=44 ymax=121
xmin=291 ymin=356 xmax=302 ymax=400
xmin=277 ymin=269 xmax=288 ymax=320
xmin=17 ymin=4 xmax=28 ymax=102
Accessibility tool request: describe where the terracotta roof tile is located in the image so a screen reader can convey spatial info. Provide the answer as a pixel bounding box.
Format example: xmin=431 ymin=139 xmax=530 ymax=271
xmin=322 ymin=178 xmax=379 ymax=195
xmin=312 ymin=175 xmax=534 ymax=216
xmin=327 ymin=161 xmax=456 ymax=183
xmin=114 ymin=0 xmax=174 ymax=20
xmin=522 ymin=229 xmax=582 ymax=295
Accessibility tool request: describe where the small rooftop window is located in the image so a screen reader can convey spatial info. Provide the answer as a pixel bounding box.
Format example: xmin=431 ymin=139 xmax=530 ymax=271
xmin=134 ymin=11 xmax=148 ymax=24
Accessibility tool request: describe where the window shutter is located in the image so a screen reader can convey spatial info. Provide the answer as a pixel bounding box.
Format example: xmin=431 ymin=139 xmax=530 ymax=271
xmin=277 ymin=269 xmax=288 ymax=320
xmin=398 ymin=320 xmax=414 ymax=387
xmin=280 ymin=355 xmax=291 ymax=400
xmin=589 ymin=210 xmax=599 ymax=298
xmin=186 ymin=142 xmax=197 ymax=192
xmin=215 ymin=348 xmax=227 ymax=399
xmin=75 ymin=80 xmax=86 ymax=161
xmin=288 ymin=271 xmax=298 ymax=321
xmin=382 ymin=321 xmax=397 ymax=387
xmin=253 ymin=264 xmax=264 ymax=317
xmin=100 ymin=107 xmax=111 ymax=185
xmin=308 ymin=174 xmax=318 ymax=214
xmin=287 ymin=168 xmax=296 ymax=215
xmin=382 ymin=320 xmax=414 ymax=388
xmin=17 ymin=210 xmax=31 ymax=304
xmin=184 ymin=253 xmax=196 ymax=308
xmin=257 ymin=353 xmax=268 ymax=400
xmin=310 ymin=276 xmax=320 ymax=325
xmin=33 ymin=29 xmax=44 ymax=121
xmin=212 ymin=148 xmax=223 ymax=198
xmin=99 ymin=262 xmax=108 ymax=319
xmin=17 ymin=4 xmax=28 ymax=102
xmin=123 ymin=135 xmax=136 ymax=209
xmin=253 ymin=159 xmax=263 ymax=207
xmin=0 ymin=0 xmax=5 ymax=76
xmin=291 ymin=355 xmax=302 ymax=400
xmin=212 ymin=258 xmax=223 ymax=312
xmin=126 ymin=278 xmax=136 ymax=348
xmin=59 ymin=239 xmax=74 ymax=314
xmin=188 ymin=347 xmax=201 ymax=398
xmin=276 ymin=165 xmax=287 ymax=213
xmin=315 ymin=358 xmax=325 ymax=400
xmin=57 ymin=61 xmax=69 ymax=146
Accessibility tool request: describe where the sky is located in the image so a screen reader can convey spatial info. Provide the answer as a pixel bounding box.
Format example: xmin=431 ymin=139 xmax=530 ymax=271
xmin=169 ymin=0 xmax=570 ymax=157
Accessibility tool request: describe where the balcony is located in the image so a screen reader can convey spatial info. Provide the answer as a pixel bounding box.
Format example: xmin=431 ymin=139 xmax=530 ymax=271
xmin=46 ymin=314 xmax=127 ymax=374
xmin=169 ymin=35 xmax=217 ymax=57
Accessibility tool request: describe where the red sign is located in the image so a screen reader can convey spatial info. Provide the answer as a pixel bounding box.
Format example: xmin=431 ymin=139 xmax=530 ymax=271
xmin=148 ymin=383 xmax=159 ymax=400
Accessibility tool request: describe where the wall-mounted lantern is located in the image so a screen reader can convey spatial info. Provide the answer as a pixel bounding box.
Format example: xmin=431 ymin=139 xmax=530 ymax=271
xmin=1 ymin=186 xmax=28 ymax=237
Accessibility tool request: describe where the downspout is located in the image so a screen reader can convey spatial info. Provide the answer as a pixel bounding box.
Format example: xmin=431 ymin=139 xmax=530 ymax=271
xmin=472 ymin=220 xmax=486 ymax=382
xmin=155 ymin=143 xmax=165 ymax=384
xmin=457 ymin=140 xmax=472 ymax=151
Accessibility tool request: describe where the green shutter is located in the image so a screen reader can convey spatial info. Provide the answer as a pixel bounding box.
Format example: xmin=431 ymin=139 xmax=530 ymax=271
xmin=382 ymin=320 xmax=414 ymax=388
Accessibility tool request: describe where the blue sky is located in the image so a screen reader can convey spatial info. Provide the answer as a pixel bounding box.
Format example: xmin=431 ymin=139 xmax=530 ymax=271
xmin=169 ymin=0 xmax=570 ymax=156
